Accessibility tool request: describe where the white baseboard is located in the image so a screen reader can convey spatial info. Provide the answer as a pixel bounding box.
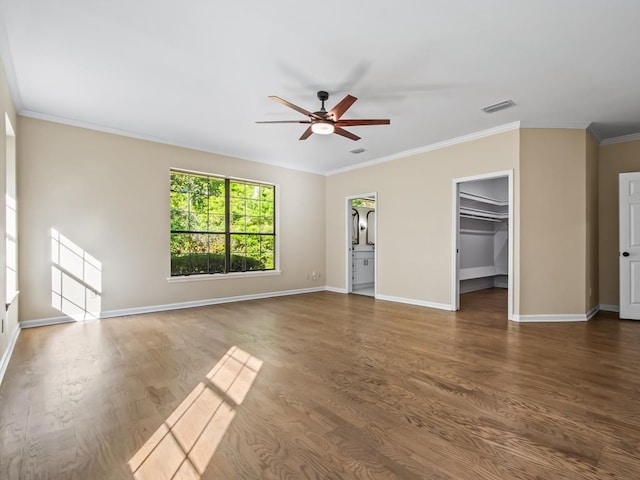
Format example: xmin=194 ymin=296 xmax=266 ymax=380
xmin=325 ymin=286 xmax=348 ymax=294
xmin=512 ymin=313 xmax=589 ymax=323
xmin=20 ymin=316 xmax=78 ymax=329
xmin=586 ymin=305 xmax=600 ymax=320
xmin=460 ymin=277 xmax=495 ymax=294
xmin=0 ymin=324 xmax=21 ymax=385
xmin=599 ymin=304 xmax=620 ymax=313
xmin=21 ymin=286 xmax=327 ymax=328
xmin=375 ymin=294 xmax=454 ymax=311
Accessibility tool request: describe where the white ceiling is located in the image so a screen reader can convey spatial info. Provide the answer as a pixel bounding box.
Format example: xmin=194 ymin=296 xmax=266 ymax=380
xmin=1 ymin=1 xmax=639 ymax=174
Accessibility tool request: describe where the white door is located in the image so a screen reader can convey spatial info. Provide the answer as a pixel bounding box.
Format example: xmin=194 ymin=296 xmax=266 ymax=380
xmin=619 ymin=172 xmax=640 ymax=320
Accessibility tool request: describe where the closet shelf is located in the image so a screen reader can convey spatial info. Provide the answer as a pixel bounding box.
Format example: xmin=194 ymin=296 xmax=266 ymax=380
xmin=459 ymin=228 xmax=495 ymax=235
xmin=459 ymin=206 xmax=508 ymax=221
xmin=460 ymin=191 xmax=508 ymax=206
xmin=460 ymin=266 xmax=509 ymax=280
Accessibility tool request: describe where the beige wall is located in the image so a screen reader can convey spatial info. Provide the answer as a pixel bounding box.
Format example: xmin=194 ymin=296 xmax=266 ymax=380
xmin=11 ymin=108 xmax=630 ymax=324
xmin=17 ymin=117 xmax=326 ymax=322
xmin=598 ymin=139 xmax=640 ymax=307
xmin=586 ymin=132 xmax=599 ymax=311
xmin=519 ymin=129 xmax=588 ymax=315
xmin=0 ymin=58 xmax=19 ymax=366
xmin=326 ymin=130 xmax=520 ymax=308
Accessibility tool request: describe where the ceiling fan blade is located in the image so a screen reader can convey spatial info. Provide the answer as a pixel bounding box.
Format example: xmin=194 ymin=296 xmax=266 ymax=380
xmin=334 ymin=127 xmax=361 ymax=141
xmin=299 ymin=126 xmax=313 ymax=140
xmin=269 ymin=96 xmax=322 ymax=119
xmin=255 ymin=120 xmax=311 ymax=124
xmin=328 ymin=95 xmax=357 ymax=120
xmin=336 ymin=119 xmax=390 ymax=126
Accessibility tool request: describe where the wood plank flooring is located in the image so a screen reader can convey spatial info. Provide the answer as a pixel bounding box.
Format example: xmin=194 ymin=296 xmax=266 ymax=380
xmin=1 ymin=289 xmax=639 ymax=479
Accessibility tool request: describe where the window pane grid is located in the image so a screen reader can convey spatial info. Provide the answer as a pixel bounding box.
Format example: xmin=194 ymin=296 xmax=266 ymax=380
xmin=170 ymin=171 xmax=275 ymax=276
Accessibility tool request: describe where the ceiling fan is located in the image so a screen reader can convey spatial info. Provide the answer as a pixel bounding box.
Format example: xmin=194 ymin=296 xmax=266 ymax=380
xmin=256 ymin=91 xmax=390 ymax=141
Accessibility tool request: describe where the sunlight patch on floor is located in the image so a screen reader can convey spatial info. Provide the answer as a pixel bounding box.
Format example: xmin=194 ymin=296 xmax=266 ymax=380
xmin=129 ymin=346 xmax=263 ymax=479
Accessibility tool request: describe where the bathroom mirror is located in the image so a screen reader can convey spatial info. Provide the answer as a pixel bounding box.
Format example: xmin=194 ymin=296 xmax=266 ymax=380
xmin=352 ymin=208 xmax=360 ymax=245
xmin=366 ymin=210 xmax=375 ymax=245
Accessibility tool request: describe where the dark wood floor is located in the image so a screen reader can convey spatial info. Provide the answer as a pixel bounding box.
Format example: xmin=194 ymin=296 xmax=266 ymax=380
xmin=1 ymin=289 xmax=638 ymax=479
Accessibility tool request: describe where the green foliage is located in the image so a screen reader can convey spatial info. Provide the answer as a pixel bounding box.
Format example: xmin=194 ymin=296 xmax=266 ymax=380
xmin=171 ymin=253 xmax=265 ymax=276
xmin=352 ymin=198 xmax=375 ymax=208
xmin=170 ymin=171 xmax=275 ymax=275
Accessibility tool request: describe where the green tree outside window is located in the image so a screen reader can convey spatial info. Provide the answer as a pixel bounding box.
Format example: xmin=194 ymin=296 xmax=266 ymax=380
xmin=170 ymin=171 xmax=275 ymax=276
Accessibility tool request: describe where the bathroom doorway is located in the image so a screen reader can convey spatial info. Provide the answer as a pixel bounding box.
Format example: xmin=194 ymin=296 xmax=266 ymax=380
xmin=346 ymin=194 xmax=376 ymax=297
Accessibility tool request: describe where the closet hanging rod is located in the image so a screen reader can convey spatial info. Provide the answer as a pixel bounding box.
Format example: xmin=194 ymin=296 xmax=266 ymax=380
xmin=459 ymin=191 xmax=508 ymax=206
xmin=460 ymin=213 xmax=502 ymax=222
xmin=459 ymin=228 xmax=496 ymax=234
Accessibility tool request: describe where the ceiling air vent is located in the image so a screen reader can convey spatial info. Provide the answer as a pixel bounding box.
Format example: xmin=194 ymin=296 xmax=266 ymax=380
xmin=482 ymin=99 xmax=516 ymax=114
xmin=350 ymin=148 xmax=366 ymax=154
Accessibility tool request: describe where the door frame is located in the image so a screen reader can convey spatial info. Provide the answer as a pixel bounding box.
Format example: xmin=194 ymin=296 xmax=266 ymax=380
xmin=345 ymin=192 xmax=377 ymax=294
xmin=451 ymin=170 xmax=514 ymax=320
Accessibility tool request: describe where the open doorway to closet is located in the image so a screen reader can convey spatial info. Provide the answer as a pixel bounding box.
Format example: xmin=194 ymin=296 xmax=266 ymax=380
xmin=452 ymin=171 xmax=514 ymax=320
xmin=346 ymin=194 xmax=376 ymax=297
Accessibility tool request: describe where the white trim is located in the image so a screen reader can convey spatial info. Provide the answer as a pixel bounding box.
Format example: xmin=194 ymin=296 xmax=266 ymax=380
xmin=325 ymin=286 xmax=348 ymax=294
xmin=599 ymin=304 xmax=620 ymax=312
xmin=375 ymin=294 xmax=454 ymax=312
xmin=512 ymin=313 xmax=588 ymax=323
xmin=451 ymin=170 xmax=514 ymax=320
xmin=519 ymin=121 xmax=591 ymax=130
xmin=586 ymin=304 xmax=600 ymax=320
xmin=586 ymin=124 xmax=602 ymax=144
xmin=167 ymin=270 xmax=281 ymax=283
xmin=451 ymin=180 xmax=460 ymax=310
xmin=0 ymin=324 xmax=21 ymax=385
xmin=459 ymin=278 xmax=495 ymax=294
xmin=21 ymin=286 xmax=326 ymax=328
xmin=600 ymin=132 xmax=640 ymax=146
xmin=20 ymin=316 xmax=77 ymax=329
xmin=325 ymin=122 xmax=521 ymax=176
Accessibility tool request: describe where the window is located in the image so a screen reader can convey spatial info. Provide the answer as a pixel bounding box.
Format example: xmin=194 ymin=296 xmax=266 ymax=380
xmin=170 ymin=170 xmax=275 ymax=276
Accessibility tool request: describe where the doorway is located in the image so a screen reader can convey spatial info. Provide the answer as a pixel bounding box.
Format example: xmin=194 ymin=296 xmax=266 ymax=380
xmin=452 ymin=171 xmax=514 ymax=320
xmin=346 ymin=194 xmax=376 ymax=297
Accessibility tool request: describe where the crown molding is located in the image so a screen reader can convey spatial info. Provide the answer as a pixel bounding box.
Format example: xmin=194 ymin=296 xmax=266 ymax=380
xmin=600 ymin=131 xmax=640 ymax=146
xmin=19 ymin=110 xmax=327 ymax=176
xmin=586 ymin=123 xmax=602 ymax=143
xmin=519 ymin=121 xmax=591 ymax=129
xmin=325 ymin=122 xmax=522 ymax=176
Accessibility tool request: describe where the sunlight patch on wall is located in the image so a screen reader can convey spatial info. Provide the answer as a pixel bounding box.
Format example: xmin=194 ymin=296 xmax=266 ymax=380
xmin=129 ymin=346 xmax=263 ymax=479
xmin=5 ymin=113 xmax=17 ymax=305
xmin=50 ymin=228 xmax=102 ymax=320
xmin=6 ymin=195 xmax=17 ymax=301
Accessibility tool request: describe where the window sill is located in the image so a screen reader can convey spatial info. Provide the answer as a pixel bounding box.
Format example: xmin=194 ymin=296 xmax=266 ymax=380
xmin=6 ymin=290 xmax=19 ymax=311
xmin=167 ymin=270 xmax=281 ymax=283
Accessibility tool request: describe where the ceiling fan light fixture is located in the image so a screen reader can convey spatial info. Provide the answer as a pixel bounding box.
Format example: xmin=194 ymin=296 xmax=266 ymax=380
xmin=311 ymin=120 xmax=335 ymax=135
